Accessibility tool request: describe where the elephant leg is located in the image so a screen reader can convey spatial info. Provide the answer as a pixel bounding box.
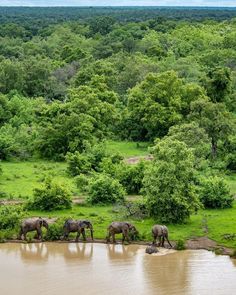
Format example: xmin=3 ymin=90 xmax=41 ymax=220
xmin=112 ymin=233 xmax=116 ymax=244
xmin=37 ymin=228 xmax=42 ymax=240
xmin=152 ymin=235 xmax=157 ymax=245
xmin=157 ymin=236 xmax=162 ymax=247
xmin=75 ymin=231 xmax=81 ymax=242
xmin=106 ymin=231 xmax=111 ymax=243
xmin=18 ymin=228 xmax=23 ymax=240
xmin=161 ymin=236 xmax=165 ymax=247
xmin=81 ymin=229 xmax=86 ymax=242
xmin=23 ymin=231 xmax=27 ymax=241
xmin=62 ymin=232 xmax=68 ymax=240
xmin=122 ymin=233 xmax=125 ymax=243
xmin=123 ymin=229 xmax=130 ymax=243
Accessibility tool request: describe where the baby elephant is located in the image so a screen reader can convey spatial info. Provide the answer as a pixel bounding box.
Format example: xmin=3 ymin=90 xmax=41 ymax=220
xmin=145 ymin=244 xmax=159 ymax=255
xmin=62 ymin=219 xmax=94 ymax=242
xmin=152 ymin=224 xmax=172 ymax=248
xmin=18 ymin=217 xmax=49 ymax=240
xmin=106 ymin=221 xmax=138 ymax=244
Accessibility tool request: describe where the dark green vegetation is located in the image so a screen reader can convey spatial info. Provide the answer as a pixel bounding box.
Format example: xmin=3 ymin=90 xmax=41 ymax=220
xmin=0 ymin=7 xmax=236 ymax=249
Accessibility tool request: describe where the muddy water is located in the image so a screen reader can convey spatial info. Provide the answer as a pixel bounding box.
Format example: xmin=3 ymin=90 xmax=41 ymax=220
xmin=0 ymin=243 xmax=236 ymax=295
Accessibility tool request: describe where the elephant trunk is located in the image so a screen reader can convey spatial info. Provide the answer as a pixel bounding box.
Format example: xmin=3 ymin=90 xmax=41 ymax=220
xmin=90 ymin=227 xmax=94 ymax=240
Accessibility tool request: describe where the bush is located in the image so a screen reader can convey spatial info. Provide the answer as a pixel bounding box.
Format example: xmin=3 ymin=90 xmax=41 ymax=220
xmin=66 ymin=143 xmax=123 ymax=176
xmin=199 ymin=176 xmax=233 ymax=209
xmin=27 ymin=178 xmax=72 ymax=211
xmin=66 ymin=151 xmax=91 ymax=176
xmin=74 ymin=174 xmax=89 ymax=192
xmin=176 ymin=239 xmax=186 ymax=250
xmin=87 ymin=174 xmax=125 ymax=205
xmin=45 ymin=219 xmax=65 ymax=241
xmin=114 ymin=200 xmax=148 ymax=219
xmin=116 ymin=161 xmax=146 ymax=195
xmin=0 ymin=206 xmax=24 ymax=230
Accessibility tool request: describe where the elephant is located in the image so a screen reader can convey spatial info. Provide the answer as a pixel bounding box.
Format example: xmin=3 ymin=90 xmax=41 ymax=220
xmin=18 ymin=217 xmax=49 ymax=240
xmin=152 ymin=224 xmax=172 ymax=248
xmin=106 ymin=221 xmax=138 ymax=244
xmin=62 ymin=219 xmax=94 ymax=242
xmin=145 ymin=244 xmax=159 ymax=254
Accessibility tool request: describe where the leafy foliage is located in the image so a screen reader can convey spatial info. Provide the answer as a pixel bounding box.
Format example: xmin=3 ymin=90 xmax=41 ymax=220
xmin=143 ymin=138 xmax=201 ymax=223
xmin=199 ymin=176 xmax=233 ymax=209
xmin=87 ymin=174 xmax=125 ymax=205
xmin=28 ymin=178 xmax=72 ymax=211
xmin=0 ymin=206 xmax=24 ymax=230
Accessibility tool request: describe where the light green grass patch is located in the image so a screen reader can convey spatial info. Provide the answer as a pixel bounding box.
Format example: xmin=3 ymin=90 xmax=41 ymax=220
xmin=0 ymin=161 xmax=78 ymax=199
xmin=105 ymin=140 xmax=150 ymax=157
xmin=224 ymin=173 xmax=236 ymax=195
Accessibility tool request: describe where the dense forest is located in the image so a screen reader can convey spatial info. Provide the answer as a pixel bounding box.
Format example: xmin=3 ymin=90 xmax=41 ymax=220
xmin=0 ymin=7 xmax=236 ymax=230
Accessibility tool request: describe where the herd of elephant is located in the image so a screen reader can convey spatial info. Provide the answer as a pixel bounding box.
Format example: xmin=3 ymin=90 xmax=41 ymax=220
xmin=18 ymin=217 xmax=172 ymax=248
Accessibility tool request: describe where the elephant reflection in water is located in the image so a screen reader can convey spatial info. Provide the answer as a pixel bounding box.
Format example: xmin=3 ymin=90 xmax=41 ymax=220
xmin=107 ymin=243 xmax=139 ymax=261
xmin=143 ymin=250 xmax=190 ymax=294
xmin=63 ymin=243 xmax=93 ymax=261
xmin=20 ymin=243 xmax=49 ymax=262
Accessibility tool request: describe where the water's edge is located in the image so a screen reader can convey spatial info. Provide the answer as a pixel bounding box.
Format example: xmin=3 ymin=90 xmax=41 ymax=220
xmin=2 ymin=237 xmax=235 ymax=258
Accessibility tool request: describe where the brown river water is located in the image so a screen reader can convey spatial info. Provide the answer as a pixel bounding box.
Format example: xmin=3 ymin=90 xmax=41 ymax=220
xmin=0 ymin=243 xmax=236 ymax=295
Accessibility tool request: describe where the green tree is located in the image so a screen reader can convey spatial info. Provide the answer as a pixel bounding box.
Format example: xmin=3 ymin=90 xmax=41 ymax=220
xmin=165 ymin=122 xmax=210 ymax=160
xmin=203 ymin=67 xmax=233 ymax=104
xmin=127 ymin=71 xmax=183 ymax=140
xmin=0 ymin=59 xmax=25 ymax=94
xmin=189 ymin=99 xmax=235 ymax=158
xmin=143 ymin=138 xmax=200 ymax=223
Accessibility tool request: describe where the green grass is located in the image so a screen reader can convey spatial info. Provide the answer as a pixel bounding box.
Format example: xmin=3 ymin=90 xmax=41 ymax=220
xmin=106 ymin=140 xmax=150 ymax=157
xmin=204 ymin=202 xmax=236 ymax=248
xmin=0 ymin=161 xmax=78 ymax=199
xmin=225 ymin=173 xmax=236 ymax=195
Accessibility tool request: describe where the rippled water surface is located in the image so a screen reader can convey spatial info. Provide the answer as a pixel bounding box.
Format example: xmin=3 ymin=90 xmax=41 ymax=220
xmin=0 ymin=243 xmax=235 ymax=295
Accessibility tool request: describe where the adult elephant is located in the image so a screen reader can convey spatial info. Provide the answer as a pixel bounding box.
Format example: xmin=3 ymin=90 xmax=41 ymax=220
xmin=62 ymin=219 xmax=94 ymax=242
xmin=106 ymin=222 xmax=138 ymax=244
xmin=18 ymin=217 xmax=49 ymax=241
xmin=152 ymin=224 xmax=172 ymax=248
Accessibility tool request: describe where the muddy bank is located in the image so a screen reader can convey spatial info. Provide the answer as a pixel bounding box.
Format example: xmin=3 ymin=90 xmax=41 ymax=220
xmin=3 ymin=237 xmax=235 ymax=257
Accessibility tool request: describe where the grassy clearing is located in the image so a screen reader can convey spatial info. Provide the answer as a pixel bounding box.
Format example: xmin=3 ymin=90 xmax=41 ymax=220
xmin=105 ymin=140 xmax=150 ymax=157
xmin=0 ymin=161 xmax=78 ymax=199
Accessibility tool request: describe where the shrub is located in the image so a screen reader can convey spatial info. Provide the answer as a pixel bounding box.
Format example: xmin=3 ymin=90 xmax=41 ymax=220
xmin=116 ymin=161 xmax=146 ymax=195
xmin=45 ymin=219 xmax=65 ymax=241
xmin=0 ymin=206 xmax=24 ymax=230
xmin=74 ymin=174 xmax=89 ymax=192
xmin=28 ymin=178 xmax=72 ymax=211
xmin=114 ymin=200 xmax=148 ymax=219
xmin=66 ymin=143 xmax=123 ymax=176
xmin=66 ymin=151 xmax=91 ymax=176
xmin=199 ymin=176 xmax=233 ymax=209
xmin=87 ymin=174 xmax=125 ymax=205
xmin=176 ymin=239 xmax=186 ymax=250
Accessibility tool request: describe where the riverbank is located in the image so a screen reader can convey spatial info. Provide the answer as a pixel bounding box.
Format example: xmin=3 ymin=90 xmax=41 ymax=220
xmin=1 ymin=201 xmax=236 ymax=254
xmin=2 ymin=236 xmax=235 ymax=258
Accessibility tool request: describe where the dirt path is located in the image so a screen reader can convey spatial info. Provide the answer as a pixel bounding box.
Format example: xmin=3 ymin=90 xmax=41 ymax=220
xmin=124 ymin=155 xmax=153 ymax=164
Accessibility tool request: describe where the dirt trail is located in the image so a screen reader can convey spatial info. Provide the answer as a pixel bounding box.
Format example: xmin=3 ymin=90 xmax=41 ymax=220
xmin=124 ymin=155 xmax=153 ymax=164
